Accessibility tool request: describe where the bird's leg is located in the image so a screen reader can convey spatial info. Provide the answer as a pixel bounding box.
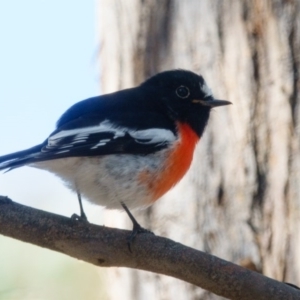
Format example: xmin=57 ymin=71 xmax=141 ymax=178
xmin=121 ymin=202 xmax=153 ymax=252
xmin=71 ymin=190 xmax=88 ymax=222
xmin=77 ymin=191 xmax=88 ymax=221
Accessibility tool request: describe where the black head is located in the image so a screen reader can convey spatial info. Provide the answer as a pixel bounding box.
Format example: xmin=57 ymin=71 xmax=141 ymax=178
xmin=141 ymin=70 xmax=231 ymax=137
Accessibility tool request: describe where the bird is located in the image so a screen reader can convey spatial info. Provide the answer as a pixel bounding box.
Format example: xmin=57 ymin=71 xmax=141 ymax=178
xmin=0 ymin=69 xmax=231 ymax=245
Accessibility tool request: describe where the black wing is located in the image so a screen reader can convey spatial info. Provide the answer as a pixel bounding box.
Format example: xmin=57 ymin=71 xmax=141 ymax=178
xmin=0 ymin=87 xmax=177 ymax=170
xmin=0 ymin=112 xmax=177 ymax=171
xmin=42 ymin=112 xmax=177 ymax=158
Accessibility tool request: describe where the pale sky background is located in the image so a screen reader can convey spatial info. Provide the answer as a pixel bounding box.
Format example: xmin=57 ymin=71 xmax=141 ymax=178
xmin=0 ymin=1 xmax=106 ymax=299
xmin=0 ymin=0 xmax=100 ymax=216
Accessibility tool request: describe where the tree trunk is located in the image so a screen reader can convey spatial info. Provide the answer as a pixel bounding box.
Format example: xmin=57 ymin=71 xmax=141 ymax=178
xmin=98 ymin=0 xmax=300 ymax=299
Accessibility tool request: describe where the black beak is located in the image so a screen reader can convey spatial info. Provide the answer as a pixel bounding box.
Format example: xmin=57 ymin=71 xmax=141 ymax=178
xmin=207 ymin=99 xmax=232 ymax=107
xmin=193 ymin=98 xmax=232 ymax=107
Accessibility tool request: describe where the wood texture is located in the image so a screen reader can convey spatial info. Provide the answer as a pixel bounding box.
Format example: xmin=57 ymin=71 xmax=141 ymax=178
xmin=98 ymin=0 xmax=300 ymax=299
xmin=0 ymin=197 xmax=299 ymax=300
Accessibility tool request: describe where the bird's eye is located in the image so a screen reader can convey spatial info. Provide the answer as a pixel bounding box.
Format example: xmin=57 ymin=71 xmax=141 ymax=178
xmin=176 ymin=86 xmax=190 ymax=99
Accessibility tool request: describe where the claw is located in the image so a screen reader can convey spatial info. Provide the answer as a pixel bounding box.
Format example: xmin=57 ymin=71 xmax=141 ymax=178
xmin=0 ymin=196 xmax=12 ymax=204
xmin=121 ymin=202 xmax=153 ymax=252
xmin=71 ymin=213 xmax=88 ymax=222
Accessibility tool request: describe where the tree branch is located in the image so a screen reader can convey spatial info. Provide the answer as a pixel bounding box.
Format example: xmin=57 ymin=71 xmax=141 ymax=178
xmin=0 ymin=196 xmax=299 ymax=299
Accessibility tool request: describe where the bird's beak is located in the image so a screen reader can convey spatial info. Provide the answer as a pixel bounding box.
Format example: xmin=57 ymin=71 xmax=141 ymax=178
xmin=192 ymin=98 xmax=232 ymax=107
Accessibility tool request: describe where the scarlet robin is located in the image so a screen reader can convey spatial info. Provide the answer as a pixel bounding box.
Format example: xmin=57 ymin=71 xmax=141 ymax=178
xmin=0 ymin=70 xmax=231 ymax=245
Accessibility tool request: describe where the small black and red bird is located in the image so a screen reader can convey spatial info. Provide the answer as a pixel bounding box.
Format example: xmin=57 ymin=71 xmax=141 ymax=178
xmin=0 ymin=70 xmax=230 ymax=239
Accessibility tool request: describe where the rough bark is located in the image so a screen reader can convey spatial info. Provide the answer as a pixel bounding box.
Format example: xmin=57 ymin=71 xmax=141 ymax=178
xmin=98 ymin=0 xmax=300 ymax=299
xmin=1 ymin=196 xmax=300 ymax=300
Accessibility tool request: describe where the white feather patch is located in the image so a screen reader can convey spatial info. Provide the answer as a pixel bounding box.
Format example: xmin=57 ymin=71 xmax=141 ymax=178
xmin=200 ymin=81 xmax=213 ymax=98
xmin=48 ymin=120 xmax=124 ymax=146
xmin=129 ymin=128 xmax=176 ymax=144
xmin=47 ymin=120 xmax=176 ymax=149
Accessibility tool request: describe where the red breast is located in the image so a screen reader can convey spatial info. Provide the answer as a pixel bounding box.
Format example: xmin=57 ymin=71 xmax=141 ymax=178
xmin=139 ymin=122 xmax=199 ymax=203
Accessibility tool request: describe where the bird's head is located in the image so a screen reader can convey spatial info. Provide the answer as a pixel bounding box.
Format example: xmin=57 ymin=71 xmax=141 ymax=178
xmin=140 ymin=69 xmax=231 ymax=137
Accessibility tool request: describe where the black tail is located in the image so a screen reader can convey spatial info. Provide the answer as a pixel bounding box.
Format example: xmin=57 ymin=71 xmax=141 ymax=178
xmin=0 ymin=144 xmax=44 ymax=171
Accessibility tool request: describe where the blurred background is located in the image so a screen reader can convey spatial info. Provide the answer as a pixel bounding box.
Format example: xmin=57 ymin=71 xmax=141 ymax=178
xmin=0 ymin=1 xmax=107 ymax=299
xmin=1 ymin=1 xmax=300 ymax=300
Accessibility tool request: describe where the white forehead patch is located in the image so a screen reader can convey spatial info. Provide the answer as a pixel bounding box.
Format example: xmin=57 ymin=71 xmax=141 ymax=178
xmin=199 ymin=81 xmax=213 ymax=98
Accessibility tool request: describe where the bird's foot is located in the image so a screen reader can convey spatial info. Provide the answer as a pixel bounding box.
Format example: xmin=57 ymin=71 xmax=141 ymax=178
xmin=127 ymin=222 xmax=153 ymax=252
xmin=71 ymin=212 xmax=88 ymax=222
xmin=121 ymin=202 xmax=154 ymax=252
xmin=0 ymin=196 xmax=13 ymax=204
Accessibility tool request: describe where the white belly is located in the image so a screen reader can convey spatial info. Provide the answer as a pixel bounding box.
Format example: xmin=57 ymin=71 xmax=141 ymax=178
xmin=32 ymin=152 xmax=166 ymax=210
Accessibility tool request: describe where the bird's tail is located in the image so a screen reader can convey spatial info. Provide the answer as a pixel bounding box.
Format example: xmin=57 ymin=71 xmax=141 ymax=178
xmin=0 ymin=144 xmax=44 ymax=171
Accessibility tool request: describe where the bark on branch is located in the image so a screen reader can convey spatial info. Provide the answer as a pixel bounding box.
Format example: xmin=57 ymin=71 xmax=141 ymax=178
xmin=0 ymin=196 xmax=299 ymax=300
